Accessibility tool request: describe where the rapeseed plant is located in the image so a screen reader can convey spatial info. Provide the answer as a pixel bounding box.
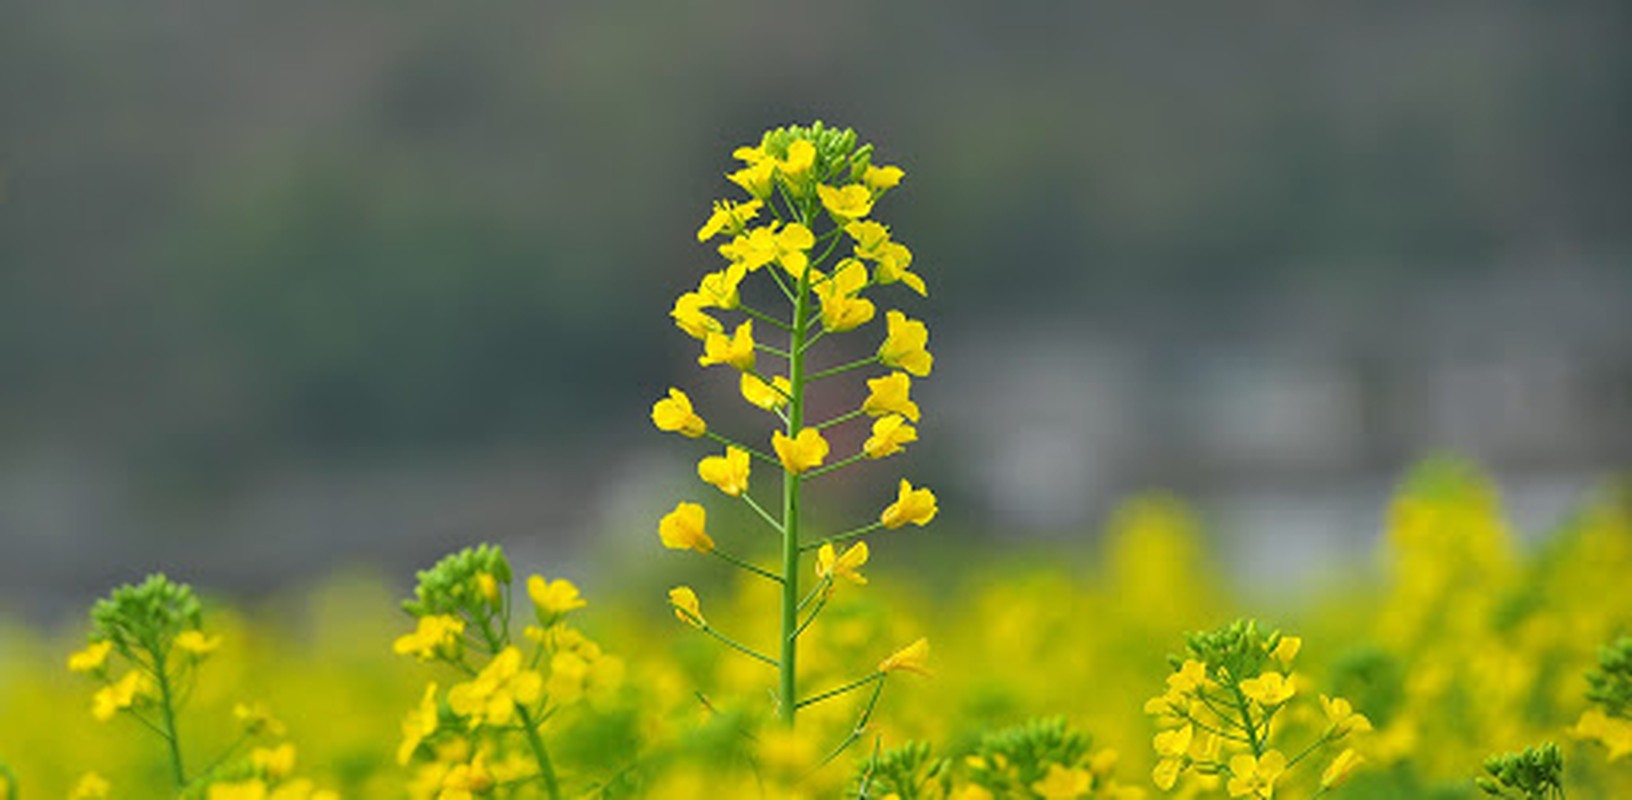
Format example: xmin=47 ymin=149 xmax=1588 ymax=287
xmin=652 ymin=122 xmax=936 ymax=754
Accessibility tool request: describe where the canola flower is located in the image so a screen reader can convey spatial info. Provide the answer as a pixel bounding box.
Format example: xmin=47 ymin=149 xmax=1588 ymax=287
xmin=650 ymin=122 xmax=936 ymax=742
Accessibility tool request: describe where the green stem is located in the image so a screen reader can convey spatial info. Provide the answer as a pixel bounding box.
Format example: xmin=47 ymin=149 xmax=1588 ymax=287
xmin=710 ymin=548 xmax=784 ymax=583
xmin=797 ymin=672 xmax=883 ymax=710
xmin=702 ymin=431 xmax=779 ymax=467
xmin=809 ymin=355 xmax=879 ymax=383
xmin=516 ymin=704 xmax=562 ymax=800
xmin=813 ymin=677 xmax=888 ymax=770
xmin=147 ymin=644 xmax=186 ymax=788
xmin=700 ymin=624 xmax=780 ymax=668
xmin=740 ymin=491 xmax=785 ymax=535
xmin=802 ymin=521 xmax=884 ymax=553
xmin=779 ymin=215 xmax=815 ymax=727
xmin=737 ymin=303 xmax=792 ymax=332
xmin=806 ymin=451 xmax=869 ymax=479
xmin=816 ymin=407 xmax=868 ymax=431
xmin=1229 ymin=684 xmax=1263 ymax=756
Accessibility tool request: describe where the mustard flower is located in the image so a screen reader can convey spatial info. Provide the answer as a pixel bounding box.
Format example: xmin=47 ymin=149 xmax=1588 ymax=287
xmin=863 ymin=372 xmax=920 ymax=422
xmin=1226 ymin=750 xmax=1285 ymax=798
xmin=174 ymin=629 xmax=221 ymax=657
xmin=1168 ymin=659 xmax=1209 ymax=693
xmin=872 ymin=240 xmax=925 ymax=296
xmin=697 ymin=264 xmax=746 ymax=310
xmin=439 ymin=752 xmax=495 ymax=800
xmin=1269 ymin=635 xmax=1301 ymax=665
xmin=651 ymin=388 xmax=707 ymax=438
xmin=447 ymin=647 xmax=543 ymax=729
xmin=698 ymin=319 xmax=756 ymax=371
xmin=234 ymin=702 xmax=287 ymax=737
xmin=881 ymin=479 xmax=938 ymax=529
xmin=208 ymin=781 xmax=267 ymax=800
xmin=1239 ymin=672 xmax=1296 ymax=707
xmin=864 ymin=164 xmax=905 ymax=191
xmin=818 ymin=183 xmax=874 ymax=221
xmin=393 ymin=614 xmax=465 ymax=661
xmin=740 ymin=372 xmax=791 ymax=411
xmin=878 ymin=637 xmax=931 ymax=676
xmin=91 ymin=670 xmax=152 ymax=721
xmin=1320 ymin=748 xmax=1363 ymax=789
xmin=815 ymin=542 xmax=869 ymax=589
xmin=727 ymin=159 xmax=776 ymax=199
xmin=864 ymin=415 xmax=918 ymax=459
xmin=668 ymin=586 xmax=704 ymax=628
xmin=67 ymin=640 xmax=112 ymax=673
xmin=878 ymin=310 xmax=933 ymax=376
xmin=251 ymin=743 xmax=297 ymax=780
xmin=1153 ymin=724 xmax=1194 ymax=760
xmin=814 ymin=258 xmax=875 ymax=332
xmin=719 ymin=222 xmax=815 ymax=276
xmin=670 ymin=292 xmax=723 ymax=340
xmin=697 ymin=446 xmax=751 ymax=497
xmin=1031 ymin=764 xmax=1092 ymax=799
xmin=1319 ymin=693 xmax=1372 ymax=736
xmin=658 ymin=501 xmax=715 ymax=553
xmin=474 ymin=572 xmax=500 ymax=605
xmin=773 ymin=427 xmax=829 ymax=474
xmin=69 ymin=773 xmax=110 ymax=800
xmin=398 ymin=682 xmax=440 ymax=765
xmin=528 ymin=575 xmax=587 ymax=615
xmin=777 ymin=139 xmax=816 ymax=183
xmin=697 ymin=199 xmax=763 ymax=242
xmin=1572 ymin=708 xmax=1632 ymax=760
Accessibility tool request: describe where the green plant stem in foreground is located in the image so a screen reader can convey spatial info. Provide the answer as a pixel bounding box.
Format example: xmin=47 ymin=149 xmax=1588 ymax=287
xmin=517 ymin=704 xmax=562 ymax=800
xmin=146 ymin=644 xmax=187 ymax=789
xmin=780 ymin=255 xmax=812 ymax=725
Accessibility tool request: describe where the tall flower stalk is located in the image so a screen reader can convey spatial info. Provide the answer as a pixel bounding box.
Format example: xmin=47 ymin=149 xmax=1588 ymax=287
xmin=654 ymin=122 xmax=936 ymax=731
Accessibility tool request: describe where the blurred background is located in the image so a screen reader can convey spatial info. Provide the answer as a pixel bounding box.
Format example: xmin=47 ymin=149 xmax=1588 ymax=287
xmin=2 ymin=1 xmax=1629 ymax=621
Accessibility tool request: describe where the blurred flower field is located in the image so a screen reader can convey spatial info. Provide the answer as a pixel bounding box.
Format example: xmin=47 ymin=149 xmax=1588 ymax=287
xmin=1 ymin=459 xmax=1629 ymax=798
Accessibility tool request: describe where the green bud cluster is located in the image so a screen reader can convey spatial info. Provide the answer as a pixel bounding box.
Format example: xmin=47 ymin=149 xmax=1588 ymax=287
xmin=753 ymin=121 xmax=874 ymax=191
xmin=402 ymin=543 xmax=512 ymax=619
xmin=1475 ymin=742 xmax=1564 ymax=798
xmin=965 ymin=717 xmax=1093 ymax=792
xmin=853 ymin=741 xmax=945 ymax=800
xmin=89 ymin=573 xmax=203 ymax=657
xmin=1177 ymin=619 xmax=1285 ymax=682
xmin=1586 ymin=635 xmax=1632 ymax=718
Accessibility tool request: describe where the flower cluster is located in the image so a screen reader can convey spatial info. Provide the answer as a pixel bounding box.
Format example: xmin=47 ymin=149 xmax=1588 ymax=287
xmin=1145 ymin=620 xmax=1368 ymax=798
xmin=393 ymin=544 xmax=621 ymax=800
xmin=1474 ymin=742 xmax=1565 ymax=799
xmin=851 ymin=718 xmax=1143 ymax=800
xmin=1571 ymin=635 xmax=1632 ymax=761
xmin=652 ymin=122 xmax=935 ymax=740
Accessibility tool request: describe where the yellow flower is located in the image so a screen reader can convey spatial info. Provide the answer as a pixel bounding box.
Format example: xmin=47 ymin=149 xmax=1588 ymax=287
xmin=447 ymin=647 xmax=543 ymax=729
xmin=719 ymin=222 xmax=815 ymax=276
xmin=727 ymin=160 xmax=776 ymax=199
xmin=439 ymin=752 xmax=495 ymax=800
xmin=698 ymin=320 xmax=756 ymax=371
xmin=697 ymin=198 xmax=763 ymax=242
xmin=773 ymin=427 xmax=830 ymax=475
xmin=778 ymin=139 xmax=817 ymax=182
xmin=881 ymin=479 xmax=938 ymax=529
xmin=208 ymin=780 xmax=268 ymax=800
xmin=863 ymin=372 xmax=920 ymax=422
xmin=1152 ymin=757 xmax=1183 ymax=791
xmin=527 ymin=575 xmax=587 ymax=615
xmin=393 ymin=614 xmax=465 ymax=661
xmin=773 ymin=222 xmax=817 ymax=278
xmin=269 ymin=780 xmax=337 ymax=800
xmin=1153 ymin=724 xmax=1194 ymax=759
xmin=67 ymin=640 xmax=112 ymax=673
xmin=670 ymin=292 xmax=723 ymax=340
xmin=69 ymin=773 xmax=110 ymax=800
xmin=651 ymin=388 xmax=707 ymax=438
xmin=814 ymin=258 xmax=875 ymax=332
xmin=658 ymin=502 xmax=715 ymax=553
xmin=815 ymin=542 xmax=869 ymax=590
xmin=878 ymin=310 xmax=933 ymax=376
xmin=234 ymin=702 xmax=287 ymax=737
xmin=474 ymin=572 xmax=500 ymax=605
xmin=740 ymin=372 xmax=791 ymax=411
xmin=697 ymin=264 xmax=747 ymax=309
xmin=1572 ymin=708 xmax=1632 ymax=760
xmin=1269 ymin=636 xmax=1301 ymax=665
xmin=1320 ymin=748 xmax=1363 ymax=789
xmin=849 ymin=221 xmax=925 ymax=295
xmin=251 ymin=743 xmax=297 ymax=780
xmin=668 ymin=586 xmax=704 ymax=627
xmin=1031 ymin=764 xmax=1092 ymax=799
xmin=864 ymin=164 xmax=905 ymax=192
xmin=1167 ymin=659 xmax=1209 ymax=693
xmin=818 ymin=183 xmax=874 ymax=221
xmin=949 ymin=786 xmax=994 ymax=800
xmin=91 ymin=670 xmax=152 ymax=721
xmin=864 ymin=415 xmax=918 ymax=459
xmin=1226 ymin=750 xmax=1285 ymax=798
xmin=1319 ymin=694 xmax=1372 ymax=736
xmin=698 ymin=446 xmax=751 ymax=497
xmin=175 ymin=629 xmax=221 ymax=657
xmin=878 ymin=637 xmax=930 ymax=676
xmin=1238 ymin=672 xmax=1295 ymax=706
xmin=398 ymin=682 xmax=440 ymax=765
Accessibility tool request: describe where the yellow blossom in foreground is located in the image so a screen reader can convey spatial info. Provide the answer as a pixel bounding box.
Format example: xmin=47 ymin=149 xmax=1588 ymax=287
xmin=252 ymin=743 xmax=297 ymax=780
xmin=398 ymin=682 xmax=440 ymax=765
xmin=698 ymin=320 xmax=756 ymax=371
xmin=814 ymin=258 xmax=875 ymax=332
xmin=816 ymin=542 xmax=869 ymax=590
xmin=697 ymin=446 xmax=751 ymax=497
xmin=69 ymin=773 xmax=110 ymax=800
xmin=697 ymin=264 xmax=746 ymax=309
xmin=1270 ymin=636 xmax=1301 ymax=665
xmin=91 ymin=670 xmax=152 ymax=721
xmin=878 ymin=310 xmax=933 ymax=376
xmin=1320 ymin=694 xmax=1372 ymax=736
xmin=439 ymin=752 xmax=495 ymax=800
xmin=1572 ymin=708 xmax=1632 ymax=760
xmin=447 ymin=647 xmax=543 ymax=729
xmin=881 ymin=479 xmax=938 ymax=529
xmin=773 ymin=428 xmax=829 ymax=475
xmin=1032 ymin=763 xmax=1092 ymax=799
xmin=778 ymin=139 xmax=816 ymax=182
xmin=474 ymin=572 xmax=500 ymax=605
xmin=1226 ymin=750 xmax=1286 ymax=798
xmin=1321 ymin=748 xmax=1363 ymax=789
xmin=697 ymin=198 xmax=763 ymax=242
xmin=1169 ymin=659 xmax=1209 ymax=693
xmin=727 ymin=159 xmax=775 ymax=199
xmin=818 ymin=183 xmax=874 ymax=221
xmin=1239 ymin=672 xmax=1296 ymax=706
xmin=863 ymin=372 xmax=920 ymax=422
xmin=652 ymin=388 xmax=707 ymax=438
xmin=1153 ymin=724 xmax=1194 ymax=759
xmin=864 ymin=164 xmax=905 ymax=191
xmin=864 ymin=415 xmax=917 ymax=459
xmin=740 ymin=372 xmax=791 ymax=411
xmin=175 ymin=629 xmax=221 ymax=656
xmin=872 ymin=240 xmax=924 ymax=296
xmin=879 ymin=637 xmax=931 ymax=676
xmin=208 ymin=780 xmax=267 ymax=800
xmin=671 ymin=292 xmax=723 ymax=340
xmin=668 ymin=586 xmax=704 ymax=627
xmin=67 ymin=640 xmax=112 ymax=673
xmin=658 ymin=502 xmax=715 ymax=554
xmin=528 ymin=575 xmax=587 ymax=615
xmin=393 ymin=614 xmax=465 ymax=661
